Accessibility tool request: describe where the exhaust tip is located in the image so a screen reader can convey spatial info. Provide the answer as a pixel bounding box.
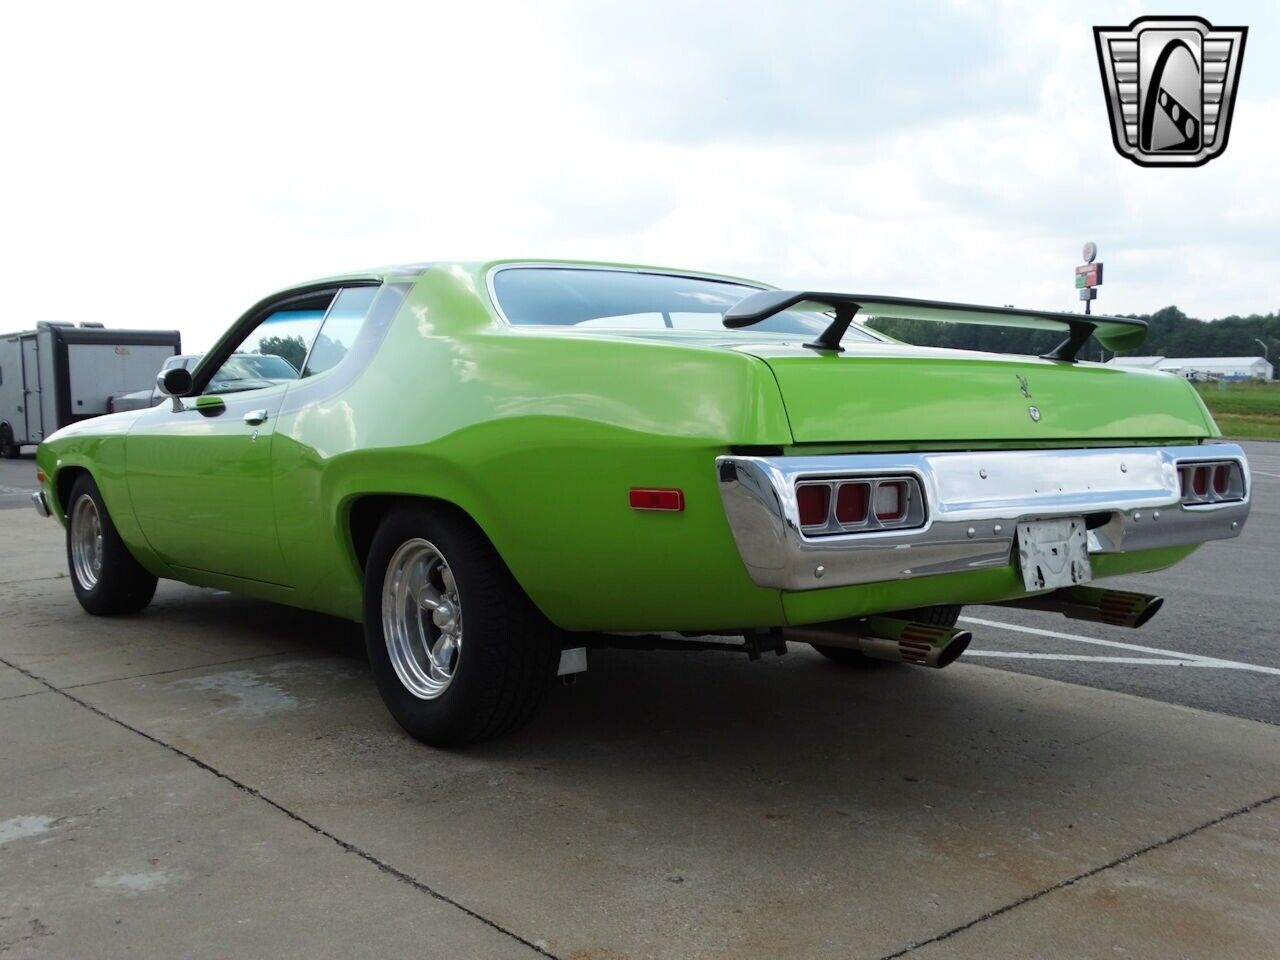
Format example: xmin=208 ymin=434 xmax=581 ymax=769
xmin=1132 ymin=596 xmax=1164 ymax=629
xmin=935 ymin=629 xmax=972 ymax=668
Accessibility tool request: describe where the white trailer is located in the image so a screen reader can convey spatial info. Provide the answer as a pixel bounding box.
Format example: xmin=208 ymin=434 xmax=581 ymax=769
xmin=0 ymin=322 xmax=181 ymax=457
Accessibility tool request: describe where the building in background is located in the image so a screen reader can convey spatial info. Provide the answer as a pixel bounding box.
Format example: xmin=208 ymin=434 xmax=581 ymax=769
xmin=1106 ymin=356 xmax=1274 ymax=381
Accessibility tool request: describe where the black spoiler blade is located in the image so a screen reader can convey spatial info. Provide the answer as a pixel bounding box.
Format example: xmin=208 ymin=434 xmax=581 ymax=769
xmin=722 ymin=290 xmax=1147 ymax=361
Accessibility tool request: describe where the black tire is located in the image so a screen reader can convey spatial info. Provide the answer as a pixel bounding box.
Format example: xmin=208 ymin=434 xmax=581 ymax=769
xmin=0 ymin=424 xmax=19 ymax=459
xmin=362 ymin=504 xmax=560 ymax=747
xmin=65 ymin=474 xmax=158 ymax=615
xmin=812 ymin=604 xmax=962 ymax=667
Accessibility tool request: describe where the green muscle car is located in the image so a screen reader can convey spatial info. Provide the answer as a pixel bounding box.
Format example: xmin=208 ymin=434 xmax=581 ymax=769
xmin=33 ymin=261 xmax=1252 ymax=745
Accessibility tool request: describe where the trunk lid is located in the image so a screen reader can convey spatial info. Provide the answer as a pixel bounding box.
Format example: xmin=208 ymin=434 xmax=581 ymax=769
xmin=740 ymin=342 xmax=1213 ymax=444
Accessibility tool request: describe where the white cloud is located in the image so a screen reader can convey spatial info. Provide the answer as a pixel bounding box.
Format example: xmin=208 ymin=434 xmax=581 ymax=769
xmin=0 ymin=0 xmax=1275 ymax=350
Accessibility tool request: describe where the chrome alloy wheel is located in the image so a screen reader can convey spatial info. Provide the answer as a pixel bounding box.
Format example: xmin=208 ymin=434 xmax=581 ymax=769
xmin=70 ymin=494 xmax=104 ymax=591
xmin=381 ymin=538 xmax=463 ymax=700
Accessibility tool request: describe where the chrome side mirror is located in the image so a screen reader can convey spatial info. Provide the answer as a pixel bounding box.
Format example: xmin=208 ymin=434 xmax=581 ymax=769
xmin=158 ymin=367 xmax=193 ymax=411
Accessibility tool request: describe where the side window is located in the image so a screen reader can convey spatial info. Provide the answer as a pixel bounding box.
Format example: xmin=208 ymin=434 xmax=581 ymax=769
xmin=205 ymin=300 xmax=330 ymax=395
xmin=302 ymin=286 xmax=379 ymax=378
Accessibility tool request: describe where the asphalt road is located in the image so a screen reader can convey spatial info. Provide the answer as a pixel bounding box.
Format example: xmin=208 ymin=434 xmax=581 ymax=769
xmin=3 ymin=442 xmax=1277 ymax=725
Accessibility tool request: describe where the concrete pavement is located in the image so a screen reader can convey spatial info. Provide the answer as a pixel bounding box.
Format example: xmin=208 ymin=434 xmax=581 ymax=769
xmin=2 ymin=471 xmax=1279 ymax=957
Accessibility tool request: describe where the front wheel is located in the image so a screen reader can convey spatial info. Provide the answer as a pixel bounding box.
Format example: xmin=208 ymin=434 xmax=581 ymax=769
xmin=65 ymin=474 xmax=158 ymax=615
xmin=362 ymin=504 xmax=560 ymax=747
xmin=811 ymin=604 xmax=962 ymax=667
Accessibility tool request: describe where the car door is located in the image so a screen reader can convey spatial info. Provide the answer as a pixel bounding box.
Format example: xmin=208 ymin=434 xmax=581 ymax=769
xmin=124 ymin=290 xmax=334 ymax=585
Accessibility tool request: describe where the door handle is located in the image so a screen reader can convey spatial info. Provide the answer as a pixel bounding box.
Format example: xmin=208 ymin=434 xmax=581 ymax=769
xmin=243 ymin=409 xmax=269 ymax=426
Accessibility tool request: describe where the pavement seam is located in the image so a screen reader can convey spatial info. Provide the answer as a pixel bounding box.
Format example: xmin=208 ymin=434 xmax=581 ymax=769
xmin=0 ymin=652 xmax=285 ymax=702
xmin=877 ymin=790 xmax=1280 ymax=959
xmin=0 ymin=575 xmax=67 ymax=586
xmin=58 ymin=651 xmax=287 ymax=690
xmin=0 ymin=653 xmax=561 ymax=960
xmin=0 ymin=689 xmax=52 ymax=703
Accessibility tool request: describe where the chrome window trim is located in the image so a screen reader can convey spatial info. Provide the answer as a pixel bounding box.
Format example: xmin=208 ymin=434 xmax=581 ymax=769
xmin=717 ymin=443 xmax=1251 ymax=592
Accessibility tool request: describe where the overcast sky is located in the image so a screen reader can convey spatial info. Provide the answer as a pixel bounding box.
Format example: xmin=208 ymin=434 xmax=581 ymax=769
xmin=2 ymin=1 xmax=1276 ymax=350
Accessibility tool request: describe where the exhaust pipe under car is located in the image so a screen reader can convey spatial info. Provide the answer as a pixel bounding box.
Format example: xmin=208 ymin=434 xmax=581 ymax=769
xmin=998 ymin=585 xmax=1164 ymax=629
xmin=785 ymin=615 xmax=973 ymax=669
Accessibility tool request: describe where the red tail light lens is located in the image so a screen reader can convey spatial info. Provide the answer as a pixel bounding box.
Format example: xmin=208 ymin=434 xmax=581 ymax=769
xmin=796 ymin=484 xmax=831 ymax=527
xmin=1212 ymin=464 xmax=1229 ymax=495
xmin=835 ymin=482 xmax=869 ymax=524
xmin=1192 ymin=466 xmax=1208 ymax=496
xmin=873 ymin=481 xmax=907 ymax=521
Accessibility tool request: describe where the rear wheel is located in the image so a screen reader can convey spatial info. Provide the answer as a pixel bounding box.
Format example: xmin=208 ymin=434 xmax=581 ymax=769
xmin=65 ymin=474 xmax=157 ymax=615
xmin=811 ymin=604 xmax=962 ymax=667
xmin=362 ymin=504 xmax=560 ymax=747
xmin=0 ymin=424 xmax=19 ymax=459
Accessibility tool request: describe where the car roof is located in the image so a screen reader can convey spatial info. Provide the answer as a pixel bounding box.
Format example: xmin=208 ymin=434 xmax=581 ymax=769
xmin=290 ymin=259 xmax=767 ymax=290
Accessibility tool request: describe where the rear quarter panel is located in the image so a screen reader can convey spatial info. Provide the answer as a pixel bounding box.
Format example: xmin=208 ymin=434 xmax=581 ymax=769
xmin=271 ymin=265 xmax=795 ymax=630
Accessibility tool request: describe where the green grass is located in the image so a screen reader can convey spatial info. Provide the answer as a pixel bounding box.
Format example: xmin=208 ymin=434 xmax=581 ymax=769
xmin=1194 ymin=381 xmax=1280 ymax=440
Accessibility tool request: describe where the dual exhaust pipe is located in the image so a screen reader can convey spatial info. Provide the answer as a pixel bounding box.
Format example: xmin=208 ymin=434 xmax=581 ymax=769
xmin=785 ymin=586 xmax=1163 ymax=670
xmin=784 ymin=615 xmax=973 ymax=669
xmin=997 ymin=585 xmax=1164 ymax=629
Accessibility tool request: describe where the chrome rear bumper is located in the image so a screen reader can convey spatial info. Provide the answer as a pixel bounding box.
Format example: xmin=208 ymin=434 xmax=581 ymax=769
xmin=716 ymin=444 xmax=1250 ymax=591
xmin=31 ymin=490 xmax=51 ymax=518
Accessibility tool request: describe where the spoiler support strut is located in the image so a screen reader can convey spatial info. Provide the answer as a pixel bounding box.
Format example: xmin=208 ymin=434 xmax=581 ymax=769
xmin=1041 ymin=323 xmax=1095 ymax=362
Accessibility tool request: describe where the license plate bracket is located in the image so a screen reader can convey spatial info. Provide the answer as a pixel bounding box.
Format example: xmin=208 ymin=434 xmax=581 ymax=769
xmin=1016 ymin=518 xmax=1092 ymax=592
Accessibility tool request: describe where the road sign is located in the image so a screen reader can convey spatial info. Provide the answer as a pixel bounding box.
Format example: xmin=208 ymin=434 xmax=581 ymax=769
xmin=1075 ymin=262 xmax=1104 ymax=288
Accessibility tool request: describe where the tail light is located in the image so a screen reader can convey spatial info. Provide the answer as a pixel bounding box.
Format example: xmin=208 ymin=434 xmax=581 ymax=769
xmin=796 ymin=483 xmax=831 ymax=528
xmin=1177 ymin=460 xmax=1244 ymax=505
xmin=1192 ymin=466 xmax=1207 ymax=496
xmin=1213 ymin=464 xmax=1229 ymax=495
xmin=835 ymin=482 xmax=869 ymax=524
xmin=795 ymin=476 xmax=925 ymax=535
xmin=873 ymin=481 xmax=907 ymax=521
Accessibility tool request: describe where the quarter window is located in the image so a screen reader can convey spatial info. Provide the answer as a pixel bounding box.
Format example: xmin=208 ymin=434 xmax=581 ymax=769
xmin=303 ymin=285 xmax=380 ymax=378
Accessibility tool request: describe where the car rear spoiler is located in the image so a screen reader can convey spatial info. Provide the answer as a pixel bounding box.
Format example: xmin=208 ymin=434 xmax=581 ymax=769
xmin=721 ymin=290 xmax=1147 ymax=361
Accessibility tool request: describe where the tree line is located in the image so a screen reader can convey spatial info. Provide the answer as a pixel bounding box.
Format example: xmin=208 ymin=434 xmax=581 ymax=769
xmin=867 ymin=306 xmax=1279 ymax=373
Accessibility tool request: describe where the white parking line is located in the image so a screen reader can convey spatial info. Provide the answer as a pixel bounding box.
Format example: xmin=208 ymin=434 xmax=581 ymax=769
xmin=965 ymin=651 xmax=1209 ymax=667
xmin=961 ymin=615 xmax=1280 ymax=676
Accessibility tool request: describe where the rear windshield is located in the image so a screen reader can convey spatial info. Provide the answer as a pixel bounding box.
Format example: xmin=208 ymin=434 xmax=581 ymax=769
xmin=491 ymin=267 xmax=879 ymax=340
